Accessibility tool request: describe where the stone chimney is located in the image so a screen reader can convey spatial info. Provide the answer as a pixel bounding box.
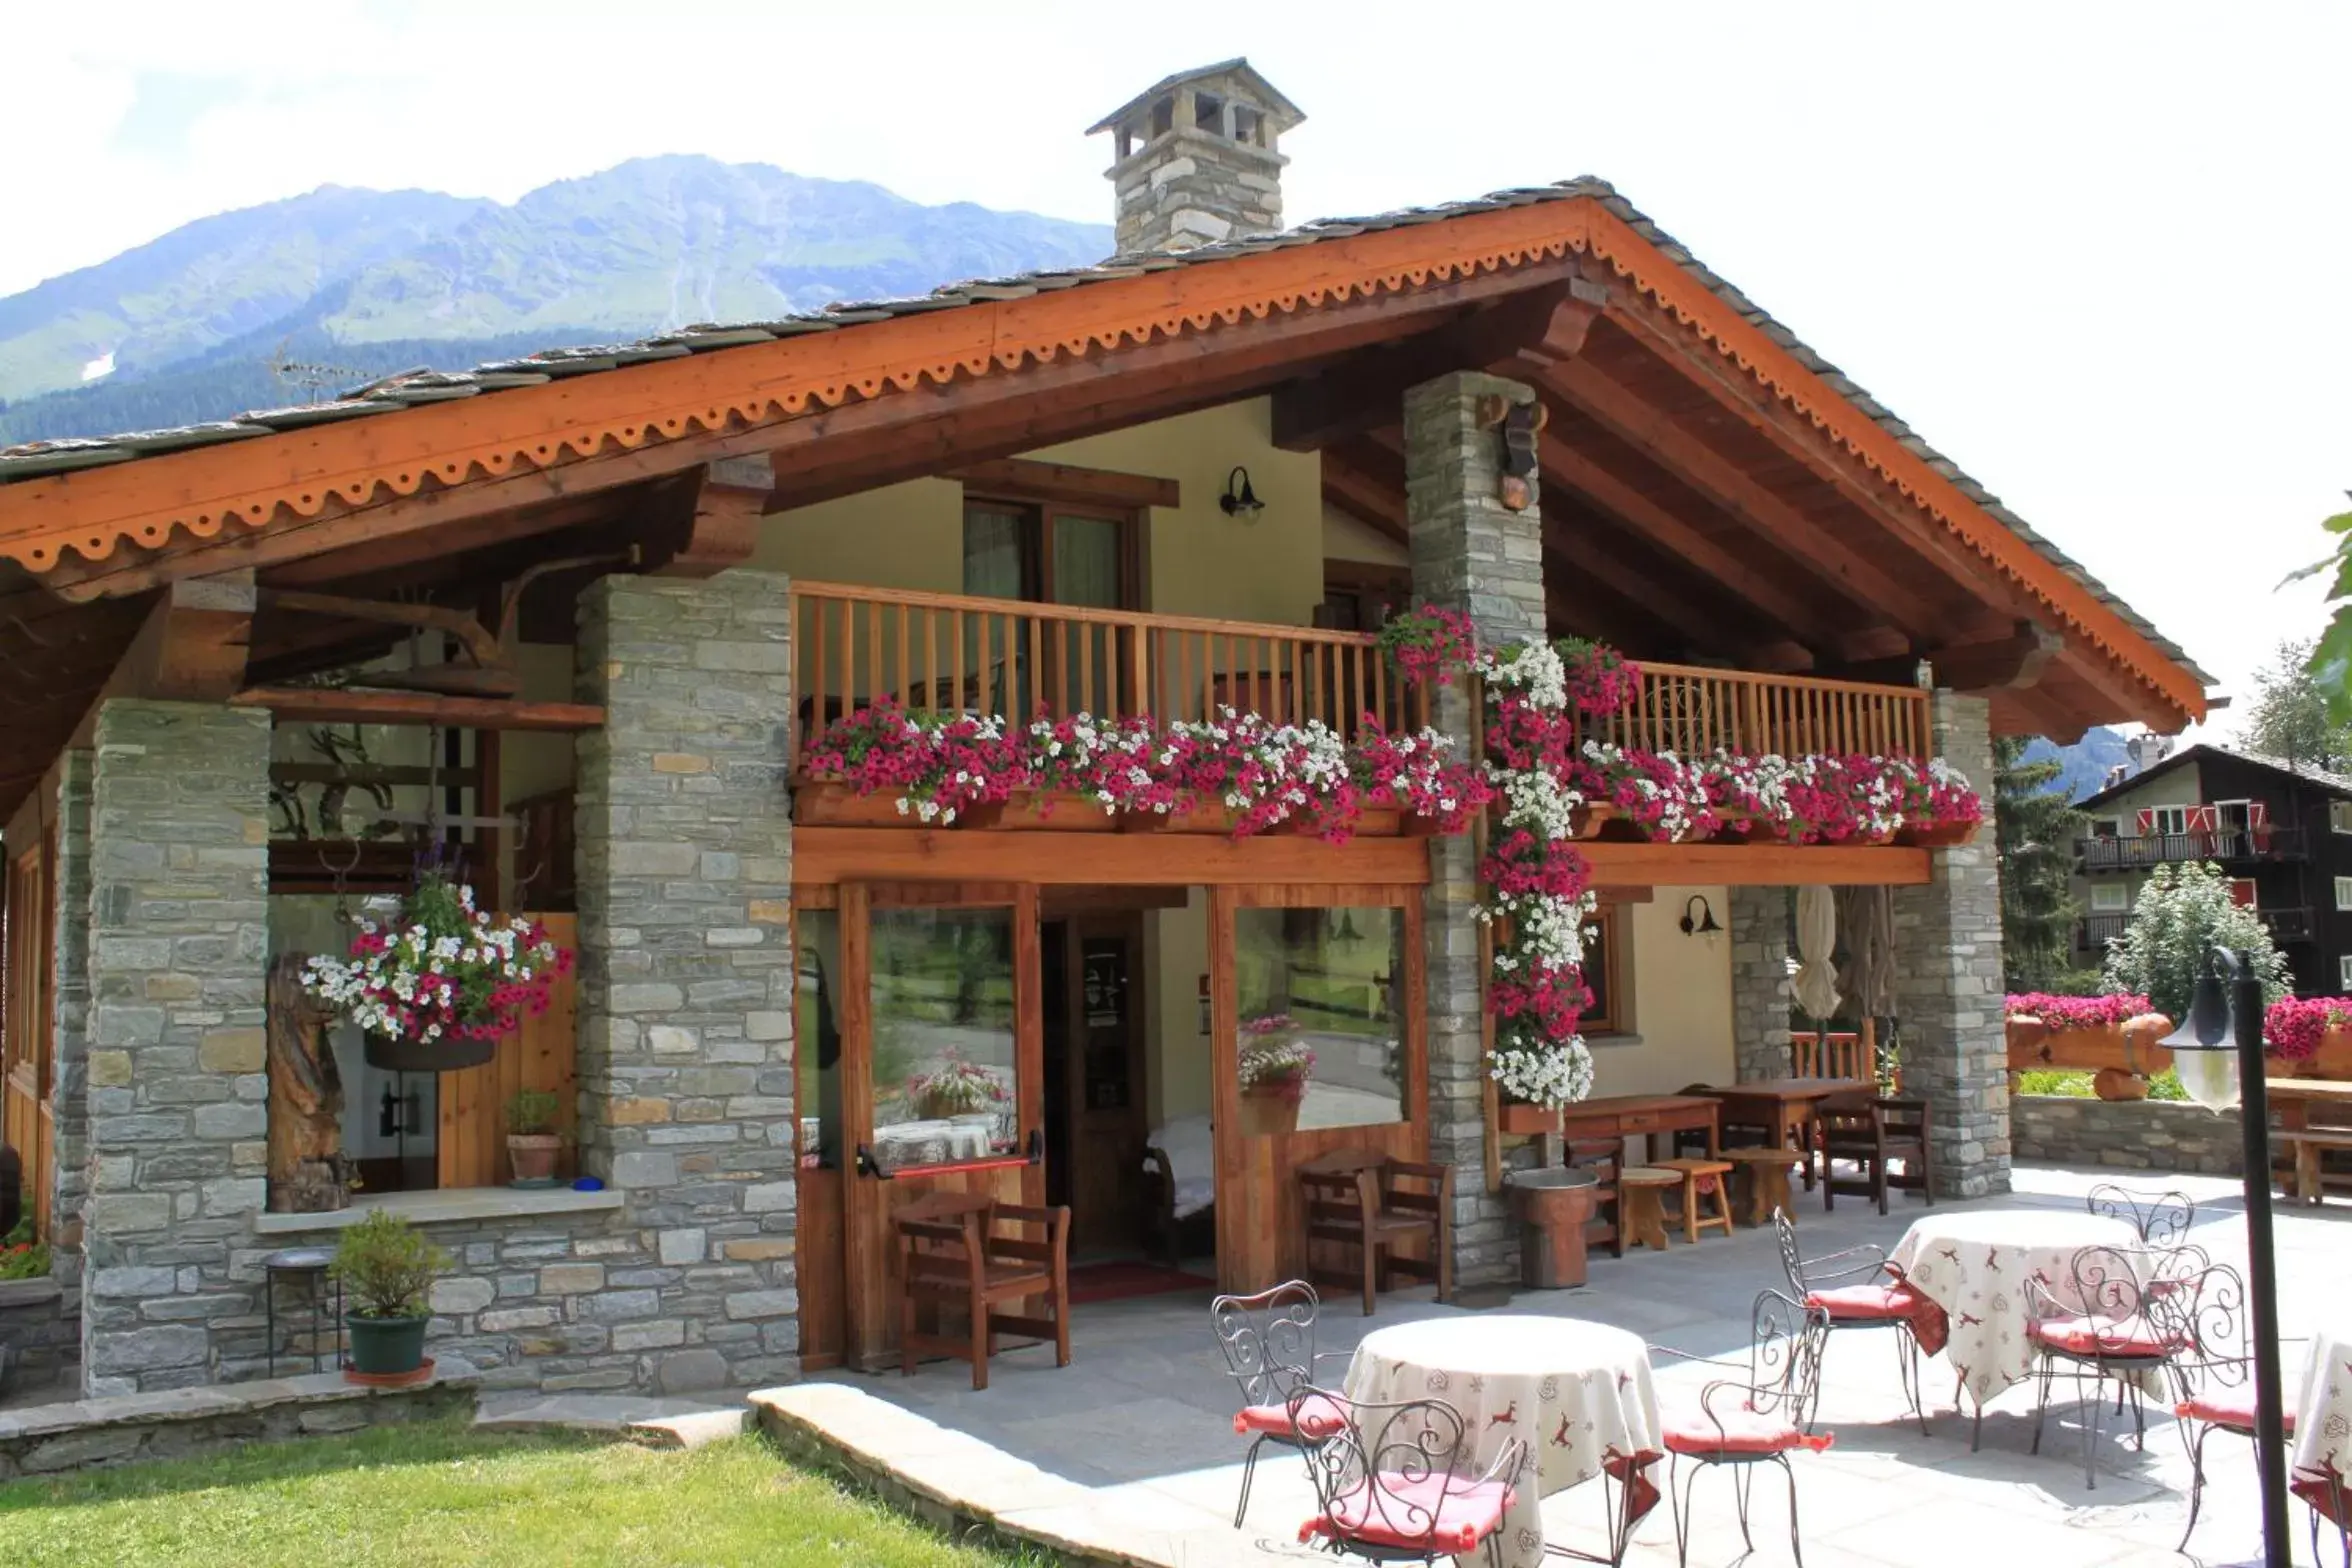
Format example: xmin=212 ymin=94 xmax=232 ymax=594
xmin=1089 ymin=59 xmax=1304 ymax=255
xmin=2125 ymin=732 xmax=2174 ymax=777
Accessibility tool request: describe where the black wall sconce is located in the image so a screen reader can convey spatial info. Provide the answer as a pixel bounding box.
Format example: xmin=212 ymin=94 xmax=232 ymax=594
xmin=1219 ymin=465 xmax=1264 ymax=519
xmin=1679 ymin=894 xmax=1722 ymax=937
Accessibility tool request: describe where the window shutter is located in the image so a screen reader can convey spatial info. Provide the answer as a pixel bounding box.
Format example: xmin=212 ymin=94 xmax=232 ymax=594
xmin=2136 ymin=808 xmax=2156 ymax=834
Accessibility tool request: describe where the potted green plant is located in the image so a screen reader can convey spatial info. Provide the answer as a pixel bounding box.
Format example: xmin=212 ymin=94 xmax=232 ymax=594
xmin=329 ymin=1209 xmax=449 ymax=1385
xmin=504 ymin=1088 xmax=564 ymax=1188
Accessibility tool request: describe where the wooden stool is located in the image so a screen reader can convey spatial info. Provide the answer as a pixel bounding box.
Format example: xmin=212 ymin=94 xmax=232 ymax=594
xmin=1722 ymin=1147 xmax=1806 ymax=1228
xmin=1617 ymin=1167 xmax=1679 ymax=1252
xmin=1656 ymin=1157 xmax=1736 ymax=1242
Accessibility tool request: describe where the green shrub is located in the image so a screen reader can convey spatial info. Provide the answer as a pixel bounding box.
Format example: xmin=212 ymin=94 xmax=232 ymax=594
xmin=329 ymin=1210 xmax=450 ymax=1319
xmin=504 ymin=1088 xmax=561 ymax=1136
xmin=2017 ymin=1069 xmax=2094 ymax=1098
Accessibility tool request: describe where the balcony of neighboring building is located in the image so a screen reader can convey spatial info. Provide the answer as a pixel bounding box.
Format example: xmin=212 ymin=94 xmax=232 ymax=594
xmin=2077 ymin=903 xmax=2311 ymax=951
xmin=2076 ymin=824 xmax=2306 ymax=871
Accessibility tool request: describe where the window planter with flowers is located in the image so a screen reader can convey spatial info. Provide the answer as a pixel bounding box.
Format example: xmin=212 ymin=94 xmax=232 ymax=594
xmin=1236 ymin=1014 xmax=1316 ymax=1137
xmin=301 ymin=868 xmax=574 ymax=1073
xmin=2003 ymin=992 xmax=2173 ymax=1100
xmin=2262 ymin=997 xmax=2352 ymax=1080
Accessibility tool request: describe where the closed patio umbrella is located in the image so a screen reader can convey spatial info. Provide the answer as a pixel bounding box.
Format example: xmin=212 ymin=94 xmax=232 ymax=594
xmin=1793 ymin=884 xmax=1841 ymax=1023
xmin=1836 ymin=884 xmax=1897 ymax=1022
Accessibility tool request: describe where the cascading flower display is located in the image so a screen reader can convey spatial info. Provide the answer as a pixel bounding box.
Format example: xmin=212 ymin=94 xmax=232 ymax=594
xmin=302 ymin=871 xmax=571 ymax=1049
xmin=1374 ymin=605 xmax=1479 ymax=688
xmin=2002 ymin=992 xmax=2154 ymax=1029
xmin=2262 ymin=996 xmax=2352 ymax=1061
xmin=806 ymin=705 xmax=1491 ymax=842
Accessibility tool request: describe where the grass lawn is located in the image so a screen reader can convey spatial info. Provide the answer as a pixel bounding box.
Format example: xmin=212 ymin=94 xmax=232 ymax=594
xmin=0 ymin=1417 xmax=1037 ymax=1568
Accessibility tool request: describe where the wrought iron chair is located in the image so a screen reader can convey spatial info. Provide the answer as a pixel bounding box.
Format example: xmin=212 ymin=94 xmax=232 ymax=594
xmin=2152 ymin=1260 xmax=2296 ymax=1552
xmin=2086 ymin=1183 xmax=2197 ymax=1248
xmin=1211 ymin=1280 xmax=1353 ymax=1529
xmin=2025 ymin=1242 xmax=2198 ymax=1488
xmin=1771 ymin=1208 xmax=1926 ymax=1434
xmin=1293 ymin=1388 xmax=1524 ymax=1566
xmin=1653 ymin=1289 xmax=1834 ymax=1568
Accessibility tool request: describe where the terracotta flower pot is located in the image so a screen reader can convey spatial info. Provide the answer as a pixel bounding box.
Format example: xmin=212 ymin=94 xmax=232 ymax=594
xmin=506 ymin=1133 xmax=562 ymax=1187
xmin=1238 ymin=1086 xmax=1302 ymax=1138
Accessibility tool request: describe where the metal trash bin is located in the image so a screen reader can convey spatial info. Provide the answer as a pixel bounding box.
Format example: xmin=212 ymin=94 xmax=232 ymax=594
xmin=1507 ymin=1166 xmax=1600 ymax=1289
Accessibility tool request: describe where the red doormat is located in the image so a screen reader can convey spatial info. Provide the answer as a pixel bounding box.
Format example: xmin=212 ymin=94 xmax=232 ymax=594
xmin=1066 ymin=1261 xmax=1217 ymax=1306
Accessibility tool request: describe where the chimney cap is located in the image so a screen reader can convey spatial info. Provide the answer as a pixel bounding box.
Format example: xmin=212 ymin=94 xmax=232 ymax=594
xmin=1086 ymin=57 xmax=1305 ymax=138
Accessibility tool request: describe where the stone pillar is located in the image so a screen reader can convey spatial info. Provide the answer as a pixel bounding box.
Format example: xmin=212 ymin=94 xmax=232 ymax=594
xmin=1728 ymin=886 xmax=1794 ymax=1082
xmin=1890 ymin=692 xmax=2009 ymax=1199
xmin=81 ymin=701 xmax=271 ymax=1395
xmin=1406 ymin=371 xmax=1546 ymax=1289
xmin=575 ymin=570 xmax=799 ymax=1391
xmin=48 ymin=750 xmax=93 ymax=1297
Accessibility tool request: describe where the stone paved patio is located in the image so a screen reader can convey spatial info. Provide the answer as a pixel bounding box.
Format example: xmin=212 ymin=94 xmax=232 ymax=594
xmin=783 ymin=1164 xmax=2352 ymax=1567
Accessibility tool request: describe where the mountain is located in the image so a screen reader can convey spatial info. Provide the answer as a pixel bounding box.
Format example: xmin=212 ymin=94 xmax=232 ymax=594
xmin=0 ymin=156 xmax=1113 ymax=443
xmin=2022 ymin=726 xmax=2131 ymax=802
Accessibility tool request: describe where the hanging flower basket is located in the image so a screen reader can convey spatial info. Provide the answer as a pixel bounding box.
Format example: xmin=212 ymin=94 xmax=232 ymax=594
xmin=305 ymin=869 xmax=573 ymax=1075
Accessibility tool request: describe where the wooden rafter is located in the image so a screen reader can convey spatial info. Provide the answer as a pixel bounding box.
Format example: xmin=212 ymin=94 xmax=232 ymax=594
xmin=229 ymin=687 xmax=604 ymax=732
xmin=1537 ymin=353 xmax=1945 ymax=634
xmin=1269 ymin=283 xmax=1603 ymax=452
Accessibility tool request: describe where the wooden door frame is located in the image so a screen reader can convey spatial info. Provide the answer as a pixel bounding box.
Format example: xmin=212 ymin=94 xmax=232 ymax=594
xmin=1050 ymin=910 xmax=1149 ymax=1252
xmin=1209 ymin=883 xmax=1428 ymax=1292
xmin=838 ymin=880 xmax=1045 ymax=1370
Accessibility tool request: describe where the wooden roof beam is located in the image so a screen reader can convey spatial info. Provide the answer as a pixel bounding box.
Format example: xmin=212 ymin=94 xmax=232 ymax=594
xmin=1269 ymin=282 xmax=1605 ymax=452
xmin=1602 ymin=293 xmax=2180 ymax=728
xmin=1546 ymin=523 xmax=1733 ymax=651
xmin=1320 ymin=444 xmax=1408 ymax=545
xmin=1834 ymin=618 xmax=2063 ymax=693
xmin=1537 ymin=441 xmax=1833 ymax=649
xmin=1536 ymin=355 xmax=1945 ymax=635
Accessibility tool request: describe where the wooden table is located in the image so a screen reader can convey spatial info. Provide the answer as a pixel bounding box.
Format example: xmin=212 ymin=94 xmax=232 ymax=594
xmin=1698 ymin=1077 xmax=1872 ymax=1189
xmin=1556 ymin=1094 xmax=1720 ymax=1162
xmin=2265 ymin=1079 xmax=2352 ymax=1202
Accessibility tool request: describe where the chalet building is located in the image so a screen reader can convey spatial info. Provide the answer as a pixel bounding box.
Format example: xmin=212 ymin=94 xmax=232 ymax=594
xmin=0 ymin=59 xmax=2210 ymax=1400
xmin=2071 ymin=743 xmax=2352 ymax=995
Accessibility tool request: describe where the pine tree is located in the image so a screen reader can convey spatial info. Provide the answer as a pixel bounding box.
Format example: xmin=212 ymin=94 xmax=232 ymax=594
xmin=1994 ymin=735 xmax=2084 ymax=991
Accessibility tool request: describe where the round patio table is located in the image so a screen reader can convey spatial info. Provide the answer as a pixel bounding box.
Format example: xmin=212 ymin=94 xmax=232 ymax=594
xmin=1886 ymin=1208 xmax=2139 ymax=1420
xmin=1343 ymin=1314 xmax=1661 ymax=1568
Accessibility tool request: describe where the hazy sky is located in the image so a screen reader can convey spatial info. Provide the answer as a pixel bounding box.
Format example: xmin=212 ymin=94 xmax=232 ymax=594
xmin=9 ymin=1 xmax=2347 ymax=737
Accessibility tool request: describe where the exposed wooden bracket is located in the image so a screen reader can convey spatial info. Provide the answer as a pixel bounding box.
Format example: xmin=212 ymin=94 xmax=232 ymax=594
xmin=230 ymin=687 xmax=605 ymax=732
xmin=646 ymin=458 xmax=767 ymax=578
xmin=1836 ymin=625 xmax=1914 ymax=663
xmin=1270 ymin=283 xmax=1602 ymax=452
xmin=1320 ymin=443 xmax=1409 ymax=543
xmin=1837 ymin=619 xmax=2062 ymax=692
xmin=112 ymin=571 xmax=255 ymax=702
xmin=1744 ymin=641 xmax=1817 ymax=674
xmin=259 ymin=588 xmax=504 ymax=669
xmin=945 ymin=457 xmax=1179 ymax=512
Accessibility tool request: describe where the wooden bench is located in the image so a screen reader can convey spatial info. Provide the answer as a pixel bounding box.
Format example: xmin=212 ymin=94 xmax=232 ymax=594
xmin=2275 ymin=1128 xmax=2352 ymax=1205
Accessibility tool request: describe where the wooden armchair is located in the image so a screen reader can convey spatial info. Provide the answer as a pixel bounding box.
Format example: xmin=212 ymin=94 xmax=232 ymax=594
xmin=1819 ymin=1097 xmax=1934 ymax=1215
xmin=1566 ymin=1137 xmax=1625 ymax=1258
xmin=893 ymin=1191 xmax=1071 ymax=1390
xmin=1296 ymin=1149 xmax=1453 ymax=1316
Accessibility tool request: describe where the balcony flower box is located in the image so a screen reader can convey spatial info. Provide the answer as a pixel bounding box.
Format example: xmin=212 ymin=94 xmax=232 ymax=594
xmin=1896 ymin=820 xmax=1981 ymax=848
xmin=2005 ymin=994 xmax=2173 ymax=1099
xmin=1496 ymin=1100 xmax=1564 ymax=1136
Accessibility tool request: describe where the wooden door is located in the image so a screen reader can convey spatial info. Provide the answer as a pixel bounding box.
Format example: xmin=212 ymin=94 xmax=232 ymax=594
xmin=1054 ymin=915 xmax=1147 ymax=1253
xmin=841 ymin=882 xmax=1044 ymax=1370
xmin=436 ymin=913 xmax=578 ymax=1189
xmin=1210 ymin=885 xmax=1427 ymax=1293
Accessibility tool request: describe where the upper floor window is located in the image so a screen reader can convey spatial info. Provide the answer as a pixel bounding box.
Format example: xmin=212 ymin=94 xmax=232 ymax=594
xmin=2341 ymin=953 xmax=2352 ymax=991
xmin=962 ymin=498 xmax=1139 ymax=611
xmin=2335 ymin=876 xmax=2352 ymax=912
xmin=2332 ymin=801 xmax=2352 ymax=835
xmin=2089 ymin=884 xmax=2130 ymax=913
xmin=2145 ymin=806 xmax=2189 ymax=837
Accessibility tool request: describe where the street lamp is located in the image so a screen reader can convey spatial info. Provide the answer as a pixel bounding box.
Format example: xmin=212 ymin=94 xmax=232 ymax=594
xmin=2159 ymin=947 xmax=2291 ymax=1568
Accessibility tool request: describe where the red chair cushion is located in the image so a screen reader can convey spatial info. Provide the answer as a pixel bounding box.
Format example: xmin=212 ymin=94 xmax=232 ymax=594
xmin=1661 ymin=1401 xmax=1837 ymax=1458
xmin=1300 ymin=1473 xmax=1514 ymax=1554
xmin=2176 ymin=1388 xmax=2299 ymax=1435
xmin=1803 ymin=1283 xmax=1915 ymax=1322
xmin=2028 ymin=1313 xmax=2181 ymax=1359
xmin=1235 ymin=1392 xmax=1349 ymax=1441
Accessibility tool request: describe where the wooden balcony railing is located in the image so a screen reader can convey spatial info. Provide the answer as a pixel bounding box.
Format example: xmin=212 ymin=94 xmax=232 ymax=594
xmin=787 ymin=583 xmax=1938 ymax=772
xmin=1573 ymin=663 xmax=1931 ymax=763
xmin=788 ymin=581 xmax=1430 ymax=765
xmin=2076 ymin=827 xmax=2307 ymax=870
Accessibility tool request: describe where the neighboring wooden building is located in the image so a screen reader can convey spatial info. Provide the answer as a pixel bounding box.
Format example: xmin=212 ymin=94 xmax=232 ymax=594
xmin=0 ymin=61 xmax=2210 ymax=1397
xmin=2071 ymin=744 xmax=2352 ymax=995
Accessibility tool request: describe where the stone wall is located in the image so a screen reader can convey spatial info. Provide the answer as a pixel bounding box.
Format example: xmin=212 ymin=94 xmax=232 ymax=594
xmin=572 ymin=570 xmax=799 ymax=1391
xmin=48 ymin=750 xmax=93 ymax=1296
xmin=82 ymin=701 xmax=273 ymax=1396
xmin=0 ymin=1280 xmax=82 ymax=1391
xmin=2011 ymin=1095 xmax=2244 ymax=1175
xmin=1728 ymin=886 xmax=1793 ymax=1082
xmin=1891 ymin=692 xmax=2010 ymax=1200
xmin=0 ymin=1360 xmax=476 ymax=1479
xmin=1406 ymin=371 xmax=1547 ymax=1289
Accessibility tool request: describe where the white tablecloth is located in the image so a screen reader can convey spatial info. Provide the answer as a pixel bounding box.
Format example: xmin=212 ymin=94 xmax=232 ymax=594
xmin=871 ymin=1118 xmax=995 ymax=1170
xmin=1888 ymin=1209 xmax=2139 ymax=1406
xmin=1343 ymin=1314 xmax=1661 ymax=1568
xmin=2294 ymin=1330 xmax=2352 ymax=1527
